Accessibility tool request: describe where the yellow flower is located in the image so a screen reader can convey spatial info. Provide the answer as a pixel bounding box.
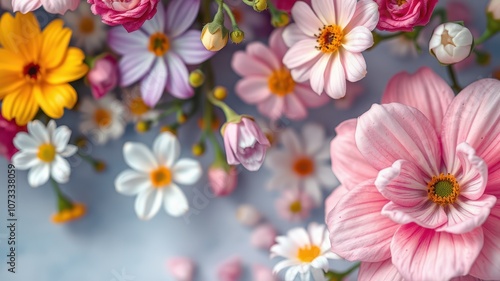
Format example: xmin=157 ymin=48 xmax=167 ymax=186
xmin=0 ymin=13 xmax=88 ymax=125
xmin=51 ymin=203 xmax=86 ymax=224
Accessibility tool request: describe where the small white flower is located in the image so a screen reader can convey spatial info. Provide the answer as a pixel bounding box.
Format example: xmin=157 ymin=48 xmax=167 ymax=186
xmin=12 ymin=120 xmax=78 ymax=187
xmin=63 ymin=2 xmax=107 ymax=54
xmin=122 ymin=86 xmax=161 ymax=124
xmin=429 ymin=22 xmax=473 ymax=65
xmin=271 ymin=223 xmax=340 ymax=281
xmin=79 ymin=95 xmax=126 ymax=145
xmin=265 ymin=123 xmax=338 ymax=206
xmin=488 ymin=0 xmax=500 ymax=20
xmin=115 ymin=132 xmax=202 ymax=220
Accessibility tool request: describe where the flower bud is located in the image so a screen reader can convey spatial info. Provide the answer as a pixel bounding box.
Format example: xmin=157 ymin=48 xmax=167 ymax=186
xmin=253 ymin=0 xmax=267 ymax=12
xmin=189 ymin=70 xmax=205 ymax=88
xmin=177 ymin=112 xmax=187 ymax=124
xmin=208 ymin=165 xmax=238 ymax=196
xmin=166 ymin=257 xmax=195 ymax=281
xmin=488 ymin=0 xmax=500 ymax=21
xmin=192 ymin=143 xmax=205 ymax=156
xmin=230 ymin=28 xmax=245 ymax=44
xmin=236 ymin=204 xmax=262 ymax=227
xmin=429 ymin=22 xmax=473 ymax=65
xmin=271 ymin=12 xmax=290 ymax=28
xmin=201 ymin=23 xmax=229 ymax=52
xmin=213 ymin=86 xmax=228 ymax=100
xmin=135 ymin=120 xmax=151 ymax=133
xmin=86 ymin=54 xmax=118 ymax=99
xmin=217 ymin=257 xmax=242 ymax=281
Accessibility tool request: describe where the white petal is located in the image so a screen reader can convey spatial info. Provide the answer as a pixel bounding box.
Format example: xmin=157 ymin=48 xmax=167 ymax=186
xmin=310 ymin=54 xmax=331 ymax=94
xmin=115 ymin=170 xmax=151 ymax=196
xmin=60 ymin=144 xmax=78 ymax=158
xmin=53 ymin=125 xmax=72 ymax=153
xmin=288 ymin=227 xmax=311 ymax=248
xmin=28 ymin=120 xmax=49 ymax=143
xmin=283 ymin=24 xmax=310 ymax=47
xmin=163 ymin=184 xmax=189 ymax=217
xmin=291 ymin=1 xmax=324 ymax=37
xmin=340 ymin=50 xmax=367 ymax=82
xmin=12 ymin=151 xmax=39 ymax=170
xmin=285 ymin=265 xmax=300 ymax=281
xmin=342 ymin=26 xmax=374 ymax=53
xmin=51 ymin=156 xmax=71 ymax=184
xmin=304 ymin=178 xmax=323 ymax=206
xmin=311 ymin=0 xmax=335 ymax=24
xmin=134 ymin=188 xmax=163 ymax=220
xmin=324 ymin=53 xmax=346 ymax=99
xmin=28 ymin=163 xmax=50 ymax=187
xmin=123 ymin=142 xmax=158 ymax=172
xmin=280 ymin=128 xmax=302 ymax=155
xmin=13 ymin=132 xmax=38 ymax=151
xmin=310 ymin=256 xmax=329 ymax=271
xmin=173 ymin=159 xmax=202 ymax=185
xmin=153 ymin=132 xmax=180 ymax=168
xmin=273 ymin=260 xmax=298 ymax=274
xmin=301 ymin=123 xmax=325 ymax=155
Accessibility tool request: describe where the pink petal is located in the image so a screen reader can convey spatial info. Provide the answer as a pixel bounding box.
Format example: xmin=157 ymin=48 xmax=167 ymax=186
xmin=282 ymin=23 xmax=309 ymax=47
xmin=452 ymin=276 xmax=482 ymax=281
xmin=382 ymin=200 xmax=447 ymax=229
xmin=257 ymin=96 xmax=284 ymax=120
xmin=333 ymin=0 xmax=356 ymax=28
xmin=231 ymin=51 xmax=272 ymax=77
xmin=172 ymin=30 xmax=214 ymax=65
xmin=108 ymin=26 xmax=149 ymax=55
xmin=294 ymin=84 xmax=330 ymax=107
xmin=330 ymin=119 xmax=378 ymax=190
xmin=290 ymin=55 xmax=321 ymax=83
xmin=324 ymin=53 xmax=346 ymax=99
xmin=291 ymin=1 xmax=324 ymax=37
xmin=355 ymin=103 xmax=441 ymax=177
xmin=310 ymin=53 xmax=331 ymax=94
xmin=340 ymin=50 xmax=367 ymax=82
xmin=269 ymin=28 xmax=288 ymax=60
xmin=12 ymin=0 xmax=41 ymax=13
xmin=165 ymin=53 xmax=193 ymax=99
xmin=381 ymin=67 xmax=454 ymax=132
xmin=456 ymin=142 xmax=488 ymax=200
xmin=166 ymin=257 xmax=195 ymax=281
xmin=342 ymin=26 xmax=374 ymax=53
xmin=311 ymin=0 xmax=335 ymax=24
xmin=441 ymin=79 xmax=500 ymax=173
xmin=141 ymin=1 xmax=165 ymax=34
xmin=391 ymin=223 xmax=484 ymax=281
xmin=324 ymin=185 xmax=349 ymax=219
xmin=344 ymin=0 xmax=379 ymax=33
xmin=283 ymin=39 xmax=321 ymax=69
xmin=217 ymin=257 xmax=242 ymax=281
xmin=327 ymin=180 xmax=399 ymax=262
xmin=247 ymin=42 xmax=281 ymax=71
xmin=359 ymin=259 xmax=403 ymax=281
xmin=235 ymin=77 xmax=270 ymax=104
xmin=166 ymin=0 xmax=200 ymax=37
xmin=141 ymin=58 xmax=168 ymax=107
xmin=468 ymin=204 xmax=500 ymax=280
xmin=119 ymin=54 xmax=155 ymax=86
xmin=283 ymin=94 xmax=307 ymax=120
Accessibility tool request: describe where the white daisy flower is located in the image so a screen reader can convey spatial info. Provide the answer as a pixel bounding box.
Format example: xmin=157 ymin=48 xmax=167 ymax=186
xmin=79 ymin=95 xmax=126 ymax=145
xmin=271 ymin=223 xmax=340 ymax=281
xmin=115 ymin=132 xmax=202 ymax=220
xmin=122 ymin=86 xmax=161 ymax=124
xmin=12 ymin=120 xmax=78 ymax=187
xmin=265 ymin=123 xmax=338 ymax=205
xmin=63 ymin=1 xmax=107 ymax=54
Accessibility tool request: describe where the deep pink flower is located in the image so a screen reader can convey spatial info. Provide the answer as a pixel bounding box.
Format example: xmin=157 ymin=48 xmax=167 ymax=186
xmin=218 ymin=257 xmax=242 ymax=281
xmin=208 ymin=165 xmax=238 ymax=197
xmin=375 ymin=0 xmax=438 ymax=32
xmin=272 ymin=0 xmax=311 ymax=13
xmin=13 ymin=0 xmax=79 ymax=14
xmin=223 ymin=117 xmax=270 ymax=171
xmin=88 ymin=0 xmax=159 ymax=32
xmin=87 ymin=54 xmax=119 ymax=99
xmin=0 ymin=115 xmax=26 ymax=161
xmin=326 ymin=67 xmax=500 ymax=280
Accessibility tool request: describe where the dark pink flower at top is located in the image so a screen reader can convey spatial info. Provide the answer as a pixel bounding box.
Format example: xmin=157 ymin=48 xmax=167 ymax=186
xmin=0 ymin=115 xmax=26 ymax=161
xmin=272 ymin=0 xmax=310 ymax=13
xmin=87 ymin=54 xmax=119 ymax=99
xmin=375 ymin=0 xmax=438 ymax=32
xmin=88 ymin=0 xmax=159 ymax=32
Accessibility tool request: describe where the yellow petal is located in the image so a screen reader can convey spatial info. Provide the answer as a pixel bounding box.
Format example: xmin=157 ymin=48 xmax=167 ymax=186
xmin=0 ymin=69 xmax=25 ymax=98
xmin=0 ymin=13 xmax=42 ymax=62
xmin=44 ymin=48 xmax=89 ymax=84
xmin=0 ymin=13 xmax=17 ymax=52
xmin=0 ymin=49 xmax=24 ymax=71
xmin=40 ymin=19 xmax=72 ymax=69
xmin=1 ymin=85 xmax=39 ymax=125
xmin=34 ymin=83 xmax=77 ymax=119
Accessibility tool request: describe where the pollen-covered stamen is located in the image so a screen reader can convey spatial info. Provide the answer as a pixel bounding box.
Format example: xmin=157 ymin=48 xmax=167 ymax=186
xmin=93 ymin=108 xmax=112 ymax=128
xmin=289 ymin=200 xmax=302 ymax=213
xmin=293 ymin=157 xmax=315 ymax=177
xmin=148 ymin=32 xmax=170 ymax=56
xmin=268 ymin=68 xmax=295 ymax=96
xmin=23 ymin=63 xmax=41 ymax=81
xmin=427 ymin=173 xmax=460 ymax=206
xmin=79 ymin=17 xmax=95 ymax=34
xmin=297 ymin=245 xmax=321 ymax=263
xmin=315 ymin=25 xmax=344 ymax=53
xmin=150 ymin=166 xmax=172 ymax=188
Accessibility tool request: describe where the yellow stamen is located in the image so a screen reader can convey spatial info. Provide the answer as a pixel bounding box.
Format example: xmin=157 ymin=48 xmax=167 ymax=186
xmin=289 ymin=200 xmax=302 ymax=213
xmin=427 ymin=173 xmax=460 ymax=206
xmin=37 ymin=143 xmax=56 ymax=163
xmin=297 ymin=245 xmax=321 ymax=263
xmin=150 ymin=166 xmax=172 ymax=188
xmin=268 ymin=68 xmax=295 ymax=96
xmin=293 ymin=157 xmax=314 ymax=177
xmin=93 ymin=108 xmax=112 ymax=127
xmin=79 ymin=17 xmax=95 ymax=34
xmin=148 ymin=33 xmax=170 ymax=56
xmin=129 ymin=96 xmax=150 ymax=116
xmin=315 ymin=25 xmax=344 ymax=53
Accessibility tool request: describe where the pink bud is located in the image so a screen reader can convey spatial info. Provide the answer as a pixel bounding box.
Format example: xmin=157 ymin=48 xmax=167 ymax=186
xmin=252 ymin=264 xmax=277 ymax=281
xmin=218 ymin=257 xmax=242 ymax=281
xmin=166 ymin=257 xmax=195 ymax=281
xmin=87 ymin=54 xmax=118 ymax=99
xmin=250 ymin=224 xmax=277 ymax=250
xmin=208 ymin=166 xmax=238 ymax=197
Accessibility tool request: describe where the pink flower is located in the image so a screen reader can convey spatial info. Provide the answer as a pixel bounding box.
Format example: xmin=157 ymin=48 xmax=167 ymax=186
xmin=88 ymin=0 xmax=159 ymax=32
xmin=375 ymin=0 xmax=438 ymax=32
xmin=276 ymin=190 xmax=314 ymax=221
xmin=250 ymin=224 xmax=277 ymax=250
xmin=223 ymin=117 xmax=270 ymax=171
xmin=282 ymin=0 xmax=379 ymax=99
xmin=0 ymin=115 xmax=26 ymax=161
xmin=272 ymin=0 xmax=311 ymax=13
xmin=13 ymin=0 xmax=79 ymax=14
xmin=326 ymin=67 xmax=500 ymax=280
xmin=232 ymin=28 xmax=328 ymax=121
xmin=166 ymin=257 xmax=195 ymax=281
xmin=252 ymin=264 xmax=277 ymax=281
xmin=208 ymin=165 xmax=238 ymax=197
xmin=218 ymin=257 xmax=242 ymax=281
xmin=87 ymin=54 xmax=119 ymax=99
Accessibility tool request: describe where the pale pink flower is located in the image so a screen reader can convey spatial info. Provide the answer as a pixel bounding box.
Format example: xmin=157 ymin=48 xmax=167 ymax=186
xmin=326 ymin=67 xmax=500 ymax=280
xmin=375 ymin=0 xmax=438 ymax=32
xmin=13 ymin=0 xmax=79 ymax=14
xmin=276 ymin=189 xmax=314 ymax=221
xmin=218 ymin=257 xmax=242 ymax=281
xmin=166 ymin=257 xmax=195 ymax=281
xmin=87 ymin=54 xmax=119 ymax=99
xmin=282 ymin=0 xmax=379 ymax=99
xmin=232 ymin=28 xmax=328 ymax=121
xmin=488 ymin=0 xmax=500 ymax=20
xmin=252 ymin=264 xmax=277 ymax=281
xmin=250 ymin=223 xmax=277 ymax=250
xmin=208 ymin=165 xmax=238 ymax=197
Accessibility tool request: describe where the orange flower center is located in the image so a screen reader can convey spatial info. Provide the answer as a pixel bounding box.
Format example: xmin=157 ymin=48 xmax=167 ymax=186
xmin=289 ymin=200 xmax=302 ymax=213
xmin=315 ymin=25 xmax=344 ymax=53
xmin=79 ymin=17 xmax=95 ymax=34
xmin=396 ymin=0 xmax=407 ymax=6
xmin=297 ymin=245 xmax=321 ymax=263
xmin=37 ymin=143 xmax=56 ymax=163
xmin=148 ymin=33 xmax=170 ymax=56
xmin=427 ymin=173 xmax=460 ymax=206
xmin=268 ymin=68 xmax=295 ymax=96
xmin=293 ymin=157 xmax=314 ymax=177
xmin=150 ymin=166 xmax=172 ymax=188
xmin=93 ymin=108 xmax=112 ymax=128
xmin=23 ymin=62 xmax=41 ymax=81
xmin=129 ymin=96 xmax=150 ymax=116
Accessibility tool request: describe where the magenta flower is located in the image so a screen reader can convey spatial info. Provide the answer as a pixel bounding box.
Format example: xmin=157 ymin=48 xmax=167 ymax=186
xmin=108 ymin=0 xmax=213 ymax=106
xmin=0 ymin=115 xmax=26 ymax=161
xmin=232 ymin=28 xmax=328 ymax=121
xmin=13 ymin=0 xmax=79 ymax=14
xmin=88 ymin=0 xmax=159 ymax=32
xmin=375 ymin=0 xmax=438 ymax=32
xmin=326 ymin=67 xmax=500 ymax=280
xmin=87 ymin=54 xmax=119 ymax=99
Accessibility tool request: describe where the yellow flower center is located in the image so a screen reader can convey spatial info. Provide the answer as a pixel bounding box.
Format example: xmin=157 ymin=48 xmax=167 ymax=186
xmin=93 ymin=108 xmax=112 ymax=128
xmin=129 ymin=96 xmax=150 ymax=116
xmin=148 ymin=33 xmax=170 ymax=56
xmin=396 ymin=0 xmax=407 ymax=6
xmin=297 ymin=245 xmax=321 ymax=263
xmin=289 ymin=200 xmax=302 ymax=213
xmin=37 ymin=143 xmax=56 ymax=163
xmin=427 ymin=173 xmax=460 ymax=206
xmin=315 ymin=25 xmax=344 ymax=53
xmin=23 ymin=62 xmax=41 ymax=82
xmin=293 ymin=157 xmax=315 ymax=177
xmin=268 ymin=68 xmax=295 ymax=96
xmin=79 ymin=17 xmax=95 ymax=34
xmin=150 ymin=166 xmax=172 ymax=188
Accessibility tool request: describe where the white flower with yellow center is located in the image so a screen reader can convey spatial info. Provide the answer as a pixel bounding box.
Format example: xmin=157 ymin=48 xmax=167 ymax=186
xmin=12 ymin=120 xmax=78 ymax=187
xmin=265 ymin=123 xmax=338 ymax=205
xmin=79 ymin=95 xmax=126 ymax=145
xmin=122 ymin=86 xmax=161 ymax=123
xmin=115 ymin=132 xmax=202 ymax=220
xmin=271 ymin=223 xmax=339 ymax=281
xmin=63 ymin=2 xmax=107 ymax=54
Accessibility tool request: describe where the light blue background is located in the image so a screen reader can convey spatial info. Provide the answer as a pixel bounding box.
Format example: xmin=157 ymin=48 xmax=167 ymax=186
xmin=1 ymin=1 xmax=499 ymax=280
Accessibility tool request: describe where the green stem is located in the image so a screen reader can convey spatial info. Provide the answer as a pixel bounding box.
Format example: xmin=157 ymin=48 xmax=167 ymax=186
xmin=222 ymin=3 xmax=238 ymax=28
xmin=446 ymin=64 xmax=462 ymax=94
xmin=475 ymin=28 xmax=494 ymax=45
xmin=241 ymin=0 xmax=254 ymax=6
xmin=324 ymin=263 xmax=361 ymax=281
xmin=51 ymin=178 xmax=73 ymax=212
xmin=267 ymin=0 xmax=280 ymax=17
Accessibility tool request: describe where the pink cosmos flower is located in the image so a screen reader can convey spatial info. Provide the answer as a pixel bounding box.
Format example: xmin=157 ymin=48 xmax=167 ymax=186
xmin=0 ymin=115 xmax=26 ymax=160
xmin=276 ymin=189 xmax=314 ymax=221
xmin=282 ymin=0 xmax=379 ymax=99
xmin=375 ymin=0 xmax=438 ymax=32
xmin=232 ymin=28 xmax=328 ymax=121
xmin=88 ymin=0 xmax=159 ymax=32
xmin=326 ymin=67 xmax=500 ymax=280
xmin=108 ymin=0 xmax=213 ymax=106
xmin=208 ymin=165 xmax=238 ymax=197
xmin=223 ymin=117 xmax=270 ymax=171
xmin=87 ymin=54 xmax=119 ymax=99
xmin=13 ymin=0 xmax=79 ymax=14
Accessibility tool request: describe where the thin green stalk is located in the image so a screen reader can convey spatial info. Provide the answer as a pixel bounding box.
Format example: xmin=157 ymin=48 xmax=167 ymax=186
xmin=222 ymin=3 xmax=238 ymax=28
xmin=51 ymin=178 xmax=73 ymax=211
xmin=475 ymin=28 xmax=495 ymax=45
xmin=241 ymin=0 xmax=254 ymax=6
xmin=446 ymin=64 xmax=462 ymax=94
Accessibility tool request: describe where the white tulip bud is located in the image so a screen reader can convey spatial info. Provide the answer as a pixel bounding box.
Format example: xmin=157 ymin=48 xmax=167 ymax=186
xmin=429 ymin=22 xmax=473 ymax=65
xmin=488 ymin=0 xmax=500 ymax=20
